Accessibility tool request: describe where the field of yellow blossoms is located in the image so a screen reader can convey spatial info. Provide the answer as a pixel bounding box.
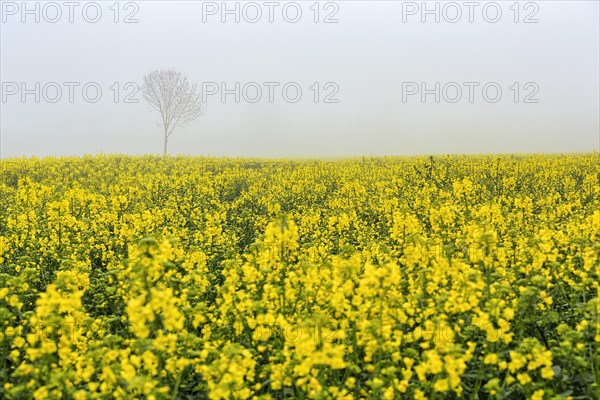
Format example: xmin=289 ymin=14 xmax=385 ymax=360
xmin=0 ymin=154 xmax=599 ymax=399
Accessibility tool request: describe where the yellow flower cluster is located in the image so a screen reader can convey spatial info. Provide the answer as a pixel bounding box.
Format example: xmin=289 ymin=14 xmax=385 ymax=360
xmin=0 ymin=154 xmax=598 ymax=399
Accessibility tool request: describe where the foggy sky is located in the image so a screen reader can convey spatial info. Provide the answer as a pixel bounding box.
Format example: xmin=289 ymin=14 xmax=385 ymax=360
xmin=1 ymin=0 xmax=599 ymax=158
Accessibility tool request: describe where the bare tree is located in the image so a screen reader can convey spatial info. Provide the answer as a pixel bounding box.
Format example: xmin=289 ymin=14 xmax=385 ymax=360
xmin=141 ymin=69 xmax=203 ymax=156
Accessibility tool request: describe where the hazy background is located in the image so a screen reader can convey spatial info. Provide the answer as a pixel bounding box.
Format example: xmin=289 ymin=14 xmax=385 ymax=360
xmin=1 ymin=0 xmax=599 ymax=158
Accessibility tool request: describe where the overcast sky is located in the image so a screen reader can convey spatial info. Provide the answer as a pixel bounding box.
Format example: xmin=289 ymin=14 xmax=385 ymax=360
xmin=1 ymin=0 xmax=599 ymax=158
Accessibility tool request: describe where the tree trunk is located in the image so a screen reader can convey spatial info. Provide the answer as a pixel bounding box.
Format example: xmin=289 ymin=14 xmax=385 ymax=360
xmin=163 ymin=126 xmax=168 ymax=156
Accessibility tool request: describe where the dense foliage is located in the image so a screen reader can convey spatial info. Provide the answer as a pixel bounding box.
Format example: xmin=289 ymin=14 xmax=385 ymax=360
xmin=1 ymin=154 xmax=599 ymax=399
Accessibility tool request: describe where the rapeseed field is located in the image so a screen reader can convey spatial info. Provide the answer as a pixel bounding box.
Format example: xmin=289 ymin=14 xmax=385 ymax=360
xmin=0 ymin=154 xmax=598 ymax=399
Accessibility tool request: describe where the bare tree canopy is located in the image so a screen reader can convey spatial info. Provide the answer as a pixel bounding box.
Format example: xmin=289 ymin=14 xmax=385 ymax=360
xmin=141 ymin=68 xmax=203 ymax=156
